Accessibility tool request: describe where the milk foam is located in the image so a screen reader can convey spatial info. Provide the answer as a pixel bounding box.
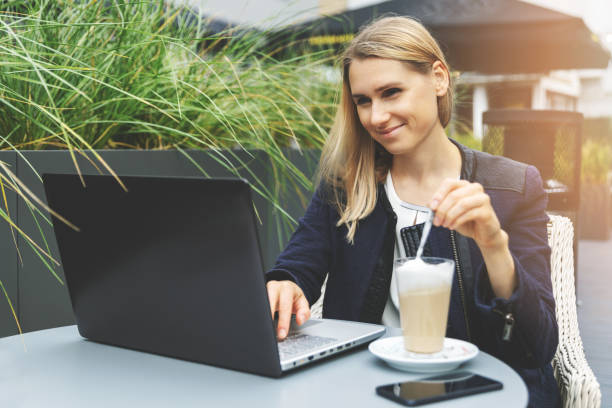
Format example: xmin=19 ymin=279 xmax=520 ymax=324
xmin=395 ymin=258 xmax=453 ymax=292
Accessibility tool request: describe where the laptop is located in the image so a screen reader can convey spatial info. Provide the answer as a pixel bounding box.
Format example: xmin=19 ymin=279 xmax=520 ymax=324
xmin=42 ymin=174 xmax=385 ymax=377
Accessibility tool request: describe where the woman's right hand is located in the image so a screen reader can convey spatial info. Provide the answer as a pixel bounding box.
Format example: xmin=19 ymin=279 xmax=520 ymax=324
xmin=266 ymin=280 xmax=311 ymax=341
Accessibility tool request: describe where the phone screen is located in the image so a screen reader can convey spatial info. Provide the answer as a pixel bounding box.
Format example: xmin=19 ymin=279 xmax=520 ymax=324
xmin=376 ymin=371 xmax=503 ymax=406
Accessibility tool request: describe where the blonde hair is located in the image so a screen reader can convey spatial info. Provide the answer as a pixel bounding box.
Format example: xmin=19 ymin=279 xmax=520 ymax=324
xmin=317 ymin=16 xmax=454 ymax=243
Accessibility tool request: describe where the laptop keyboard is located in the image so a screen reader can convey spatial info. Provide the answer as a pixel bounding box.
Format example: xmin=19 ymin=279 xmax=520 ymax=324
xmin=277 ymin=333 xmax=338 ymax=361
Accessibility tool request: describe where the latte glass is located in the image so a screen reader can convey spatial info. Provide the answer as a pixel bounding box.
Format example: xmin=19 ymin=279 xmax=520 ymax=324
xmin=394 ymin=256 xmax=455 ymax=354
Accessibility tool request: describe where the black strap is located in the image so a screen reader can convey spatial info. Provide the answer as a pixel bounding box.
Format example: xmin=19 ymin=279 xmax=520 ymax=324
xmin=400 ymin=223 xmax=432 ymax=258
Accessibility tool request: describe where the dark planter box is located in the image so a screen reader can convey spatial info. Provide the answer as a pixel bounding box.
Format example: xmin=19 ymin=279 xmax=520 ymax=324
xmin=579 ymin=183 xmax=610 ymax=240
xmin=0 ymin=149 xmax=320 ymax=337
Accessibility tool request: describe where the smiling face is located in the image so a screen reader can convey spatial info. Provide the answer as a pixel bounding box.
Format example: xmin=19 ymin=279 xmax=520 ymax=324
xmin=348 ymin=57 xmax=449 ymax=156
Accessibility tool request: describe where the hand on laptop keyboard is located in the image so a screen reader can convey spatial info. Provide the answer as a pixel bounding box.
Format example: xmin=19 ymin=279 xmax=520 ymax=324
xmin=266 ymin=280 xmax=311 ymax=341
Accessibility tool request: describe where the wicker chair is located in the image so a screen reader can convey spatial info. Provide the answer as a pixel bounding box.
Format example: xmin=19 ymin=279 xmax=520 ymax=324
xmin=310 ymin=215 xmax=601 ymax=407
xmin=547 ymin=214 xmax=601 ymax=408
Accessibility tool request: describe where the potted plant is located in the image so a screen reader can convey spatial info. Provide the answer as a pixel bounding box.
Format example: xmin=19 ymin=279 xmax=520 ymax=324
xmin=579 ymin=130 xmax=612 ymax=239
xmin=0 ymin=0 xmax=336 ymax=337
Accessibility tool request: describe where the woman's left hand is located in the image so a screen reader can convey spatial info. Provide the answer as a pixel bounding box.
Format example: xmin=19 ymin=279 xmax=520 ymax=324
xmin=429 ymin=179 xmax=506 ymax=250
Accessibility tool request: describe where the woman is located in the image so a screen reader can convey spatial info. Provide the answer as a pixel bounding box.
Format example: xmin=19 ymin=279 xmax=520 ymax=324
xmin=266 ymin=16 xmax=560 ymax=407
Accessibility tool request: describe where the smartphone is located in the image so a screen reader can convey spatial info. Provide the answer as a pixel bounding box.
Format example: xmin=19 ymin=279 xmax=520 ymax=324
xmin=376 ymin=371 xmax=503 ymax=406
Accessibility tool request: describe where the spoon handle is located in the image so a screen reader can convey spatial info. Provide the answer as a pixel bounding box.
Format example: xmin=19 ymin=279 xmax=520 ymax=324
xmin=415 ymin=209 xmax=434 ymax=260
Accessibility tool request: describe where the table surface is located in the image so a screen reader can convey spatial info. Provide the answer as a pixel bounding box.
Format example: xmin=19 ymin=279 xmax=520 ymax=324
xmin=0 ymin=325 xmax=527 ymax=408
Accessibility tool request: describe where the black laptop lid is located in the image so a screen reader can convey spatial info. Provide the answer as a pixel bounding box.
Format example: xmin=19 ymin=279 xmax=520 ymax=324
xmin=43 ymin=174 xmax=282 ymax=377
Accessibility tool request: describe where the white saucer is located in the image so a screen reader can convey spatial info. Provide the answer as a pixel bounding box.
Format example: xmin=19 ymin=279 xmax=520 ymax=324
xmin=368 ymin=336 xmax=478 ymax=373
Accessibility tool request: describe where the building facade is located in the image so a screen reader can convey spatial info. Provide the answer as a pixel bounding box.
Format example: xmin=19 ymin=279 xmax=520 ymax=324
xmin=178 ymin=0 xmax=612 ymax=139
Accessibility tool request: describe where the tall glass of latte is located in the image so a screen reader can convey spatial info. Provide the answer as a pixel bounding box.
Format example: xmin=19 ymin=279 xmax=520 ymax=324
xmin=394 ymin=257 xmax=455 ymax=353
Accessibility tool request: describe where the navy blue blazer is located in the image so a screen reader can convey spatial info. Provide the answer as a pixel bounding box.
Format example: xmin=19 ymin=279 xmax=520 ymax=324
xmin=267 ymin=141 xmax=561 ymax=407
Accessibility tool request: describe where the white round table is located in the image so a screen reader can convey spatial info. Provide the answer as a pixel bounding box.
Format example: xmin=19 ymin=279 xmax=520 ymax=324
xmin=0 ymin=325 xmax=528 ymax=407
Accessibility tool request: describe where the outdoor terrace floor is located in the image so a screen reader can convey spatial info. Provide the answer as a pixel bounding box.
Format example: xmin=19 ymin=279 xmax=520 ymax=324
xmin=577 ymin=238 xmax=612 ymax=407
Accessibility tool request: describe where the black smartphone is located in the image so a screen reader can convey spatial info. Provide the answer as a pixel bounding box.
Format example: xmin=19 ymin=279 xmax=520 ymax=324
xmin=376 ymin=371 xmax=503 ymax=406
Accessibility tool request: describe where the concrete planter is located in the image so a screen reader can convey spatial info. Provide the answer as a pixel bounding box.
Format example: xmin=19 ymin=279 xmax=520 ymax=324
xmin=579 ymin=183 xmax=610 ymax=240
xmin=0 ymin=149 xmax=319 ymax=337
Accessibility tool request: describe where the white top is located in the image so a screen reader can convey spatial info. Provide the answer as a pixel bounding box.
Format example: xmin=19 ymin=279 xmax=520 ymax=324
xmin=381 ymin=172 xmax=431 ymax=327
